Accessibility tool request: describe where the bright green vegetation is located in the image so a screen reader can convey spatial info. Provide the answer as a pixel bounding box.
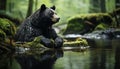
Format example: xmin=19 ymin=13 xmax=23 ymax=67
xmin=1 ymin=0 xmax=115 ymax=25
xmin=64 ymin=38 xmax=88 ymax=47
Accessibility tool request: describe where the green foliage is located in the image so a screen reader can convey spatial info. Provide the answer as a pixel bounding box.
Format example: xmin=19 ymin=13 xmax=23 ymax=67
xmin=4 ymin=0 xmax=116 ymax=27
xmin=2 ymin=0 xmax=116 ymax=35
xmin=6 ymin=0 xmax=53 ymax=19
xmin=6 ymin=0 xmax=28 ymax=19
xmin=106 ymin=0 xmax=115 ymax=12
xmin=5 ymin=0 xmax=91 ymax=25
xmin=54 ymin=0 xmax=90 ymax=25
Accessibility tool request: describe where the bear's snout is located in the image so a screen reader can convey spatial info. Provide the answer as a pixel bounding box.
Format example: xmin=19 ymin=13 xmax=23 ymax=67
xmin=51 ymin=16 xmax=60 ymax=23
xmin=56 ymin=18 xmax=60 ymax=22
xmin=52 ymin=17 xmax=60 ymax=23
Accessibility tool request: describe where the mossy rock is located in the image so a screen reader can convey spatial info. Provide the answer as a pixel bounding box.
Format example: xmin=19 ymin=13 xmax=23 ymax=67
xmin=63 ymin=14 xmax=87 ymax=34
xmin=0 ymin=18 xmax=16 ymax=37
xmin=64 ymin=18 xmax=85 ymax=34
xmin=63 ymin=38 xmax=88 ymax=47
xmin=0 ymin=18 xmax=16 ymax=46
xmin=63 ymin=13 xmax=113 ymax=34
xmin=0 ymin=29 xmax=6 ymax=41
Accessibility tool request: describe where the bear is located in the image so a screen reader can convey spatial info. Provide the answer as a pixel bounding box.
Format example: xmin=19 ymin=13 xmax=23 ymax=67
xmin=15 ymin=4 xmax=63 ymax=48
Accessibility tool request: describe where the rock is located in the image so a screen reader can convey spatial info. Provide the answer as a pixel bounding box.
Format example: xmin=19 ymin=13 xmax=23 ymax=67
xmin=84 ymin=28 xmax=120 ymax=39
xmin=63 ymin=13 xmax=113 ymax=35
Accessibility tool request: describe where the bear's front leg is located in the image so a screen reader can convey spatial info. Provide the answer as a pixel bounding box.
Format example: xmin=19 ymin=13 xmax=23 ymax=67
xmin=40 ymin=36 xmax=54 ymax=48
xmin=54 ymin=37 xmax=63 ymax=48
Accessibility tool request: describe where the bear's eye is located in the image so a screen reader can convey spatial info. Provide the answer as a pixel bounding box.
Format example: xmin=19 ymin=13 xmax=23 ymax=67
xmin=49 ymin=11 xmax=54 ymax=17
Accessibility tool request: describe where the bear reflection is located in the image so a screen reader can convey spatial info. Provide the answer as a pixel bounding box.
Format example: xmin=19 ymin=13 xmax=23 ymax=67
xmin=15 ymin=49 xmax=63 ymax=69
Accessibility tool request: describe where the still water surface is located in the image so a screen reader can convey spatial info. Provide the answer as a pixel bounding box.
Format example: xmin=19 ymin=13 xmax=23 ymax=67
xmin=0 ymin=39 xmax=120 ymax=69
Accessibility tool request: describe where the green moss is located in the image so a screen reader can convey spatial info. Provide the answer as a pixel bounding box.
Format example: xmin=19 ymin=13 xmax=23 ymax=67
xmin=64 ymin=17 xmax=85 ymax=34
xmin=76 ymin=38 xmax=88 ymax=46
xmin=0 ymin=18 xmax=16 ymax=37
xmin=0 ymin=29 xmax=6 ymax=41
xmin=63 ymin=13 xmax=113 ymax=34
xmin=27 ymin=36 xmax=45 ymax=48
xmin=64 ymin=38 xmax=88 ymax=47
xmin=0 ymin=18 xmax=16 ymax=45
xmin=94 ymin=23 xmax=109 ymax=30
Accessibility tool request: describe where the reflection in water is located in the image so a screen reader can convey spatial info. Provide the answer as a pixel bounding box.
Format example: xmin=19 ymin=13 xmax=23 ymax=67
xmin=0 ymin=39 xmax=120 ymax=69
xmin=0 ymin=49 xmax=63 ymax=69
xmin=90 ymin=49 xmax=110 ymax=69
xmin=89 ymin=39 xmax=120 ymax=69
xmin=114 ymin=44 xmax=120 ymax=69
xmin=54 ymin=39 xmax=120 ymax=69
xmin=90 ymin=39 xmax=112 ymax=69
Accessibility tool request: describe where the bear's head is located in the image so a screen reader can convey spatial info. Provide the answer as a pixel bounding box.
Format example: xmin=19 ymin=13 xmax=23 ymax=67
xmin=39 ymin=4 xmax=60 ymax=25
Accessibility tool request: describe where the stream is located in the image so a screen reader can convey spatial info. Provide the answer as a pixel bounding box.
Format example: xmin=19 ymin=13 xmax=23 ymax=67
xmin=0 ymin=39 xmax=120 ymax=69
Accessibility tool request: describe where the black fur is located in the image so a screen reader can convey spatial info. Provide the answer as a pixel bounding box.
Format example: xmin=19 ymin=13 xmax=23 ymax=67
xmin=15 ymin=4 xmax=63 ymax=48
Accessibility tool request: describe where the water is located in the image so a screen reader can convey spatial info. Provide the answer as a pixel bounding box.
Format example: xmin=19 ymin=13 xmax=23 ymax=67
xmin=0 ymin=39 xmax=120 ymax=69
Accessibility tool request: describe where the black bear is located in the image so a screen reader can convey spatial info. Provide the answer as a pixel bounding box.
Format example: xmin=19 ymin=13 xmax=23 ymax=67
xmin=15 ymin=4 xmax=63 ymax=48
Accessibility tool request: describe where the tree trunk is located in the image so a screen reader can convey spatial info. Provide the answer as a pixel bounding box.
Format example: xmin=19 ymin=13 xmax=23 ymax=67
xmin=8 ymin=0 xmax=14 ymax=13
xmin=0 ymin=0 xmax=7 ymax=11
xmin=115 ymin=0 xmax=120 ymax=8
xmin=34 ymin=0 xmax=38 ymax=10
xmin=89 ymin=0 xmax=100 ymax=13
xmin=100 ymin=0 xmax=106 ymax=12
xmin=109 ymin=8 xmax=120 ymax=27
xmin=26 ymin=0 xmax=33 ymax=18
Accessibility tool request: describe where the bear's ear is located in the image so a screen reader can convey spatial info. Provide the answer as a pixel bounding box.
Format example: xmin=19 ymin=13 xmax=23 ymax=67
xmin=40 ymin=4 xmax=46 ymax=12
xmin=50 ymin=5 xmax=56 ymax=10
